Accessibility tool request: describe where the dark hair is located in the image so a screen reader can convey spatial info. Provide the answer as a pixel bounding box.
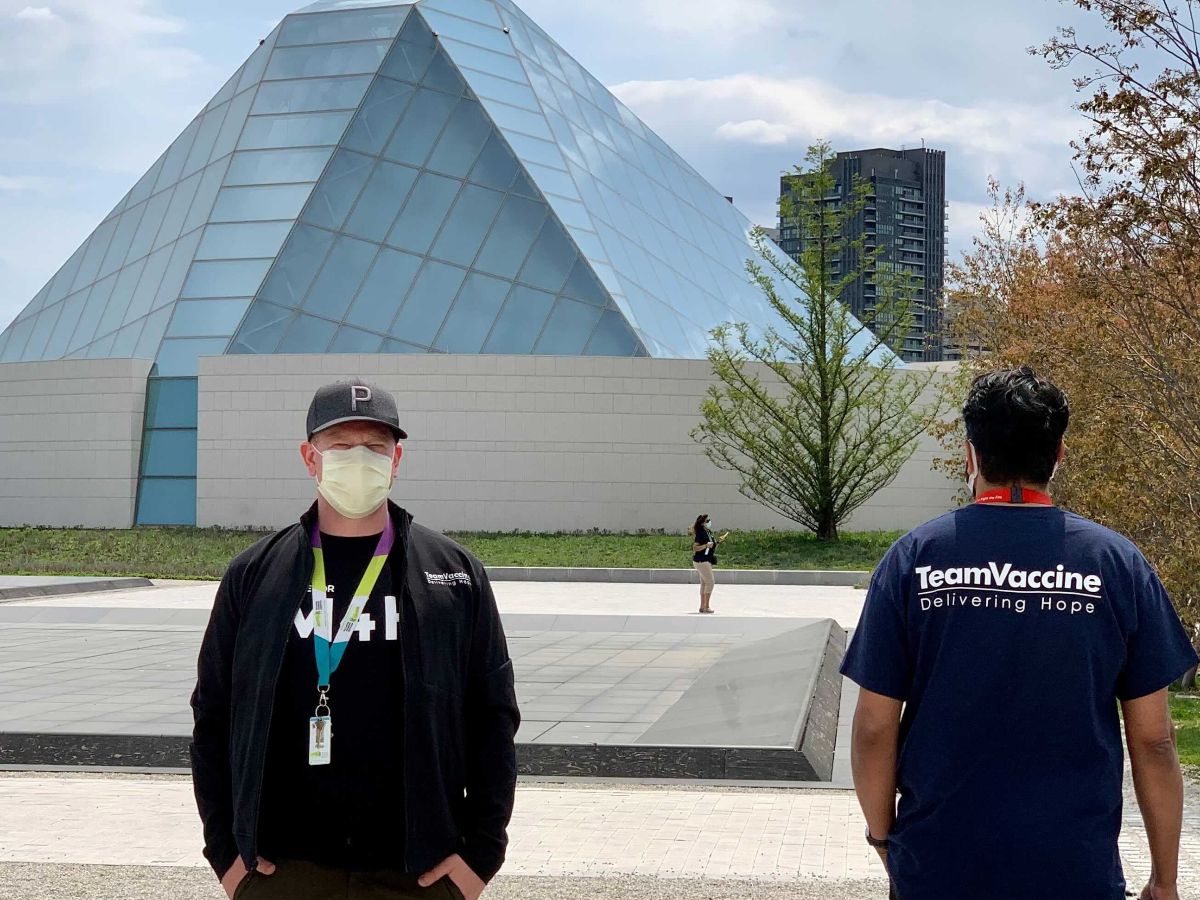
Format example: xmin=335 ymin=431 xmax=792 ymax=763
xmin=962 ymin=366 xmax=1069 ymax=485
xmin=690 ymin=513 xmax=709 ymax=537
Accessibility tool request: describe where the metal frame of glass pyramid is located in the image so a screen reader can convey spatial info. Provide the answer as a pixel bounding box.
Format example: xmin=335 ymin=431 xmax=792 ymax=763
xmin=0 ymin=0 xmax=885 ymax=371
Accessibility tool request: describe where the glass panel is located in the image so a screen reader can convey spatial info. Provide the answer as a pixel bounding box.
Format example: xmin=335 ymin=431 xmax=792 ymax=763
xmin=419 ymin=9 xmax=514 ymax=55
xmin=252 ymin=75 xmax=372 ymax=114
xmin=277 ymin=314 xmax=337 ymax=353
xmin=155 ymin=337 xmax=230 ymax=375
xmin=381 ymin=338 xmax=425 ymax=354
xmin=77 ymin=273 xmax=118 ymax=345
xmin=207 ymin=66 xmax=242 ymax=112
xmin=142 ymin=429 xmax=198 ymax=477
xmin=154 ymin=119 xmax=201 ymax=193
xmin=136 ymin=477 xmax=197 ymax=526
xmin=421 ymin=0 xmax=501 ymax=27
xmin=257 ymin=224 xmax=335 ymax=307
xmin=468 ymin=133 xmax=519 ymax=191
xmin=237 ymin=31 xmax=277 ymax=92
xmin=43 ymin=291 xmax=88 ymax=359
xmin=459 ymin=66 xmax=538 ymax=110
xmin=166 ymin=299 xmax=252 ymax=337
xmin=134 ymin=306 xmax=172 ymax=359
xmin=211 ymin=183 xmax=314 ymax=222
xmin=265 ymin=40 xmax=391 ymax=80
xmin=110 ymin=320 xmax=145 ymax=358
xmin=153 ymin=171 xmax=203 ymax=251
xmin=152 ymin=229 xmax=204 ymax=312
xmin=97 ymin=205 xmax=147 ymax=278
xmin=226 ymin=148 xmax=332 ymax=185
xmin=210 ymin=88 xmax=255 ymax=162
xmin=301 ymin=149 xmax=373 ymax=229
xmin=83 ymin=332 xmax=117 ymax=359
xmin=560 ymin=258 xmax=610 ymax=306
xmin=229 ymin=301 xmax=295 ymax=353
xmin=329 ymin=326 xmax=384 ymax=353
xmin=95 ymin=257 xmax=147 ymax=336
xmin=182 ymin=156 xmax=232 ymax=235
xmin=380 ymin=27 xmax=436 ymax=83
xmin=427 ymin=98 xmax=492 ymax=177
xmin=0 ymin=318 xmax=33 ymax=361
xmin=277 ymin=7 xmax=405 ymax=46
xmin=584 ymin=308 xmax=640 ymax=356
xmin=125 ymin=189 xmax=173 ymax=264
xmin=421 ymin=52 xmax=467 ymax=95
xmin=181 ymin=259 xmax=272 ymax=298
xmin=124 ymin=244 xmax=172 ymax=324
xmin=238 ymin=110 xmax=354 ymax=150
xmin=46 ymin=243 xmax=89 ymax=305
xmin=183 ymin=104 xmax=228 ymax=177
xmin=533 ymin=298 xmax=602 ymax=355
xmin=345 ymin=247 xmax=422 ymax=331
xmin=389 ymin=260 xmax=466 ymax=345
xmin=482 ymin=284 xmax=554 ymax=354
xmin=480 ymin=99 xmax=553 ymax=141
xmin=22 ymin=308 xmax=58 ymax=360
xmin=518 ymin=218 xmax=575 ymax=292
xmin=343 ymin=78 xmax=414 ymax=155
xmin=429 ymin=183 xmax=503 ymax=266
xmin=344 ymin=161 xmax=418 ymax=241
xmin=386 ymin=171 xmax=461 ymax=254
xmin=70 ymin=217 xmax=118 ymax=292
xmin=503 ymin=130 xmax=565 ymax=168
xmin=126 ymin=154 xmax=165 ymax=208
xmin=146 ymin=378 xmax=200 ymax=428
xmin=474 ymin=194 xmax=545 ymax=279
xmin=381 ymin=88 xmax=457 ymax=166
xmin=64 ymin=285 xmax=102 ymax=353
xmin=434 ymin=272 xmax=508 ymax=352
xmin=440 ymin=39 xmax=527 ymax=82
xmin=197 ymin=222 xmax=293 ymax=260
xmin=303 ymin=235 xmax=377 ymax=320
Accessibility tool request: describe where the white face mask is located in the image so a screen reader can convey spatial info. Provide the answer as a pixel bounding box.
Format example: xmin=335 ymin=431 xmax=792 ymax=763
xmin=314 ymin=445 xmax=395 ymax=519
xmin=966 ymin=441 xmax=979 ymax=498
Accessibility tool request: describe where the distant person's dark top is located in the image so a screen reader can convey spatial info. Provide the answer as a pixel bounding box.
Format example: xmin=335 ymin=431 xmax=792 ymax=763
xmin=693 ymin=526 xmax=716 ymax=565
xmin=841 ymin=503 xmax=1197 ymax=900
xmin=259 ymin=532 xmax=406 ymax=870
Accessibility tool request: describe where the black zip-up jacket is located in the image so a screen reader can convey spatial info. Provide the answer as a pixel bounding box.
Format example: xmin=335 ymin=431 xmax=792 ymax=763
xmin=190 ymin=502 xmax=520 ymax=883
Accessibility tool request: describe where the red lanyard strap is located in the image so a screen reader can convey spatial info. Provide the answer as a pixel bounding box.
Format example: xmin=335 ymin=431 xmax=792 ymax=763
xmin=976 ymin=486 xmax=1054 ymax=506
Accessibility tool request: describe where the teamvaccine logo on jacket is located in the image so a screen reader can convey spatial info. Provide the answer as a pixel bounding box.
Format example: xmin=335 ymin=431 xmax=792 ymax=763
xmin=914 ymin=562 xmax=1104 ymax=616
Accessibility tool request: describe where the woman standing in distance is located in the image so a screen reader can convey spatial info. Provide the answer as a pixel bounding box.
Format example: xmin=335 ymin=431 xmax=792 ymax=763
xmin=690 ymin=513 xmax=724 ymax=614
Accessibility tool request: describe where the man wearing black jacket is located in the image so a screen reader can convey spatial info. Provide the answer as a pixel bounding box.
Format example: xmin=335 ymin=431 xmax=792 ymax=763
xmin=190 ymin=380 xmax=520 ymax=900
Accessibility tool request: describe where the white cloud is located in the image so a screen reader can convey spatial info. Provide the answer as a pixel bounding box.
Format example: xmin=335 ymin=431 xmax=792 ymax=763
xmin=715 ymin=119 xmax=791 ymax=146
xmin=614 ymin=74 xmax=1080 ymax=160
xmin=0 ymin=174 xmax=60 ymax=192
xmin=15 ymin=6 xmax=57 ymax=20
xmin=560 ymin=0 xmax=788 ymax=39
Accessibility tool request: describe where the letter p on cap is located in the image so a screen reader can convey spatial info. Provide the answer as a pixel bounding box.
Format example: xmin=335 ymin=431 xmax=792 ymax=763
xmin=351 ymin=385 xmax=372 ymax=411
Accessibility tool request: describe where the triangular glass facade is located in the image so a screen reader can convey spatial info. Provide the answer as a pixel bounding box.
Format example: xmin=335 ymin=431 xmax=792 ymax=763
xmin=0 ymin=0 xmax=892 ymax=525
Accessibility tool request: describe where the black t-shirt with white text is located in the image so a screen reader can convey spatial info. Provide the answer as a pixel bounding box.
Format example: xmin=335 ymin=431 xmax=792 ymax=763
xmin=841 ymin=504 xmax=1197 ymax=899
xmin=258 ymin=532 xmax=406 ymax=870
xmin=693 ymin=527 xmax=716 ymax=565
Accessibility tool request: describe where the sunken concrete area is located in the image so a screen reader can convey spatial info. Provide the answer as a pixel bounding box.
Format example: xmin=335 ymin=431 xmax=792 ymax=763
xmin=0 ymin=601 xmax=845 ymax=781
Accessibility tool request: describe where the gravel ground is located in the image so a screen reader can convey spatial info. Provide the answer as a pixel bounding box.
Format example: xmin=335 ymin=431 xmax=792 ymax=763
xmin=0 ymin=864 xmax=891 ymax=900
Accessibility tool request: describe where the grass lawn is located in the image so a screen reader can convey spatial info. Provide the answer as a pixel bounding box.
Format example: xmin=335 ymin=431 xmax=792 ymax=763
xmin=0 ymin=526 xmax=899 ymax=581
xmin=1170 ymin=692 xmax=1200 ymax=773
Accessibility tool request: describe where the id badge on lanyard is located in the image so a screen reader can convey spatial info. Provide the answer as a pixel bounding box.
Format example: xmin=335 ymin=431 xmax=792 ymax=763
xmin=307 ymin=516 xmax=395 ymax=765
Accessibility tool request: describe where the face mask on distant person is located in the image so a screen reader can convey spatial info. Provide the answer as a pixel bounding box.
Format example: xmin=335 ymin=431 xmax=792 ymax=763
xmin=966 ymin=442 xmax=979 ymax=498
xmin=314 ymin=445 xmax=394 ymax=519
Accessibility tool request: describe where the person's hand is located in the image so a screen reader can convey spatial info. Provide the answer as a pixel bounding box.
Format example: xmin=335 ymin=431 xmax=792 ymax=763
xmin=873 ymin=846 xmax=888 ymax=869
xmin=1140 ymin=883 xmax=1179 ymax=900
xmin=220 ymin=856 xmax=275 ymax=899
xmin=419 ymin=854 xmax=485 ymax=900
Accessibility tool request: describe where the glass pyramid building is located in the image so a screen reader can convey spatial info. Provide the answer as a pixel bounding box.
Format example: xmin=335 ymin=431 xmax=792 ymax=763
xmin=0 ymin=0 xmax=885 ymax=524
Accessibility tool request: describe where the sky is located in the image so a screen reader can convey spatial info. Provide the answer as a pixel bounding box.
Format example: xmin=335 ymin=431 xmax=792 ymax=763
xmin=0 ymin=0 xmax=1101 ymax=327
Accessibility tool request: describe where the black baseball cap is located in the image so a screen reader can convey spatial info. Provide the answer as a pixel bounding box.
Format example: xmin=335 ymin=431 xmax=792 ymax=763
xmin=306 ymin=380 xmax=407 ymax=441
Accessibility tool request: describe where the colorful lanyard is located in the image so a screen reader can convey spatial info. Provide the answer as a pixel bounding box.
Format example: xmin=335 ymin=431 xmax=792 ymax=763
xmin=976 ymin=486 xmax=1054 ymax=506
xmin=309 ymin=517 xmax=395 ymax=691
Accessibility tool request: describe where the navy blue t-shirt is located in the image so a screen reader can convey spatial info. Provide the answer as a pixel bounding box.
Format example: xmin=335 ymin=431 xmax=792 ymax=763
xmin=841 ymin=503 xmax=1197 ymax=900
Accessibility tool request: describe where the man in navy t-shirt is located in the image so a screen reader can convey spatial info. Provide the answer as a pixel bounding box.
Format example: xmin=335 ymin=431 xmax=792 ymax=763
xmin=841 ymin=367 xmax=1197 ymax=900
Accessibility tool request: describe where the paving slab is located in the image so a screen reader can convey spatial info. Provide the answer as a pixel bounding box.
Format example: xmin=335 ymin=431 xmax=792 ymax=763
xmin=0 ymin=576 xmax=153 ymax=603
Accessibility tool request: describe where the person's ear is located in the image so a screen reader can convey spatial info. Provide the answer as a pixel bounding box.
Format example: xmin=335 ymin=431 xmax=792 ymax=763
xmin=301 ymin=441 xmax=320 ymax=478
xmin=1056 ymin=442 xmax=1066 ymax=466
xmin=391 ymin=443 xmax=403 ymax=476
